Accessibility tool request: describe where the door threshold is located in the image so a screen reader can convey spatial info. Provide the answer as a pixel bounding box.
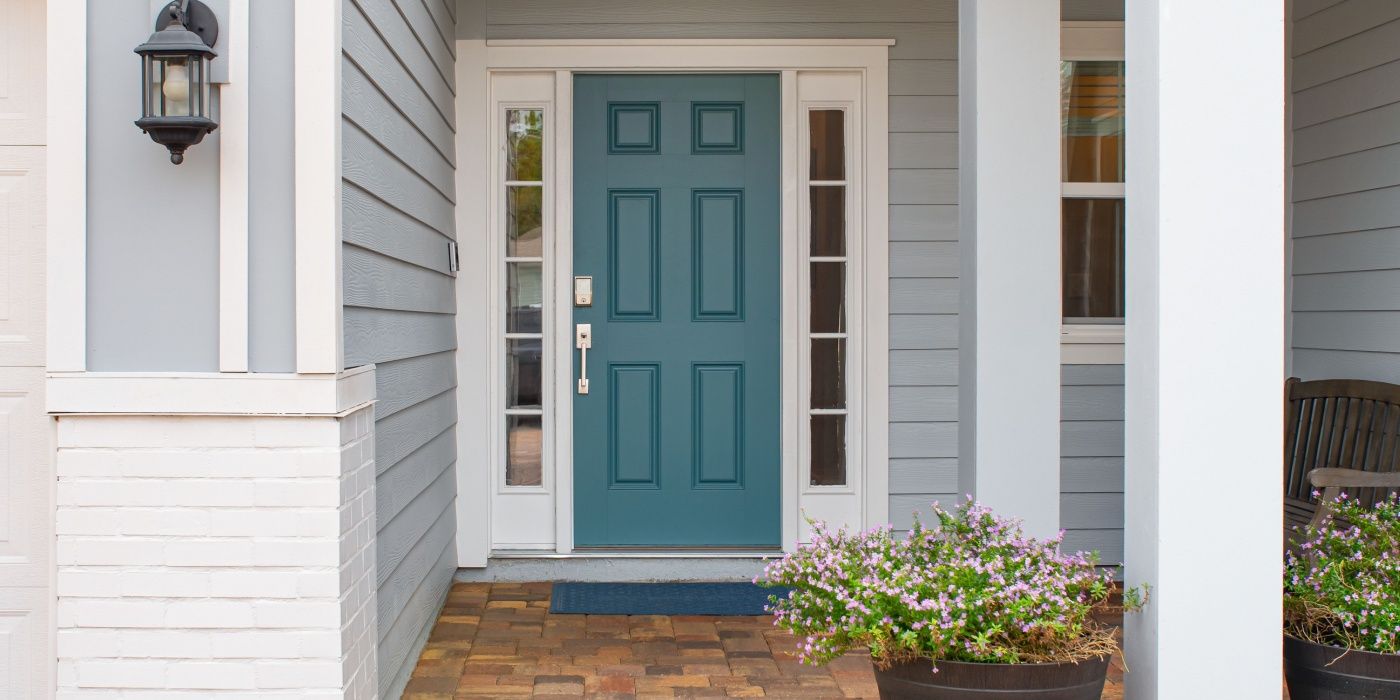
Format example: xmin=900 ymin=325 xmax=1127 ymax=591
xmin=492 ymin=549 xmax=783 ymax=559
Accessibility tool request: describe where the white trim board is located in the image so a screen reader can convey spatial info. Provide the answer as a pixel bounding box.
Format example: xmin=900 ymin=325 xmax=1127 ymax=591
xmin=219 ymin=0 xmax=250 ymax=372
xmin=293 ymin=0 xmax=344 ymax=373
xmin=455 ymin=41 xmax=892 ymax=562
xmin=46 ymin=0 xmax=87 ymax=372
xmin=47 ymin=365 xmax=376 ymax=416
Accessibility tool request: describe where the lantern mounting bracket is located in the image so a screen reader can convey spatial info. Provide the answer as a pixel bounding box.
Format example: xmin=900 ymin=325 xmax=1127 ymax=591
xmin=156 ymin=0 xmax=219 ymax=49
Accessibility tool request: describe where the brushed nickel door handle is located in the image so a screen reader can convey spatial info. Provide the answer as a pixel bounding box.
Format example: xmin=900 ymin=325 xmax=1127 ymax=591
xmin=575 ymin=323 xmax=592 ymax=394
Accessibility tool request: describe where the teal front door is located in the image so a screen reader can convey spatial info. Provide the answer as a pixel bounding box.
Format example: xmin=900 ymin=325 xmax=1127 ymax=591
xmin=573 ymin=74 xmax=781 ymax=548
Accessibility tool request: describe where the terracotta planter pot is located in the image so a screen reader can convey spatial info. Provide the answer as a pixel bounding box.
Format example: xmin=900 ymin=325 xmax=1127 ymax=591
xmin=872 ymin=656 xmax=1109 ymax=700
xmin=1284 ymin=635 xmax=1400 ymax=699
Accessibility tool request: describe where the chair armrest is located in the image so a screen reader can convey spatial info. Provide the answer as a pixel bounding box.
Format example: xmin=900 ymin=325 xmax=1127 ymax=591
xmin=1308 ymin=468 xmax=1400 ymax=489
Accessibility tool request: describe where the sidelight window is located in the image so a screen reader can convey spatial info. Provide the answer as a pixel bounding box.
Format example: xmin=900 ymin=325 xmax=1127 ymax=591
xmin=503 ymin=108 xmax=545 ymax=487
xmin=807 ymin=109 xmax=849 ymax=487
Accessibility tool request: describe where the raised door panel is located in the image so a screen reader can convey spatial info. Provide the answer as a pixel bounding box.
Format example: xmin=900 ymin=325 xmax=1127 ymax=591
xmin=0 ymin=587 xmax=49 ymax=698
xmin=0 ymin=149 xmax=44 ymax=367
xmin=0 ymin=0 xmax=44 ymax=146
xmin=0 ymin=369 xmax=47 ymax=587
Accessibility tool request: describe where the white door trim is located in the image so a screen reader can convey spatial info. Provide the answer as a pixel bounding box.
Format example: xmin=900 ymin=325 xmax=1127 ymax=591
xmin=454 ymin=40 xmax=890 ymax=563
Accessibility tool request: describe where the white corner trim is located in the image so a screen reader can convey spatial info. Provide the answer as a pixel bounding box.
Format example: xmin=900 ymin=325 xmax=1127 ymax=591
xmin=487 ymin=39 xmax=897 ymax=47
xmin=1060 ymin=324 xmax=1126 ymax=364
xmin=219 ymin=0 xmax=250 ymax=372
xmin=485 ymin=43 xmax=891 ymax=71
xmin=454 ymin=38 xmax=491 ymax=567
xmin=293 ymin=0 xmax=344 ymax=374
xmin=46 ymin=365 xmax=375 ymax=416
xmin=46 ymin=0 xmax=87 ymax=372
xmin=863 ymin=58 xmax=892 ymax=529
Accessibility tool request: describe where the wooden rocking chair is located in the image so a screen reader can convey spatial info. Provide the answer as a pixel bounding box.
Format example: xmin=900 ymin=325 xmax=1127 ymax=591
xmin=1284 ymin=378 xmax=1400 ymax=548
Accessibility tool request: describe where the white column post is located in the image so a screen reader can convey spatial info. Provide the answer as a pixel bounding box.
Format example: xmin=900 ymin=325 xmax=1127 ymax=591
xmin=1123 ymin=2 xmax=1285 ymax=697
xmin=958 ymin=0 xmax=1062 ymax=538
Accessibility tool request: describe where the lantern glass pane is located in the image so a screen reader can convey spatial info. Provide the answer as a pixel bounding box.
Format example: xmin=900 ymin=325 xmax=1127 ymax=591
xmin=199 ymin=56 xmax=212 ymax=118
xmin=146 ymin=57 xmax=164 ymax=117
xmin=159 ymin=56 xmax=192 ymax=117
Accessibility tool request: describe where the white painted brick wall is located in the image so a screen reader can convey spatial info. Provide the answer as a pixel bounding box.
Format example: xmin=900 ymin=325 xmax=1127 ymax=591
xmin=55 ymin=405 xmax=378 ymax=698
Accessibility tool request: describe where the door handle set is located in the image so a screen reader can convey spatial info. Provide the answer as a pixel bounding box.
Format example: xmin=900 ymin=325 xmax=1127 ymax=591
xmin=575 ymin=323 xmax=592 ymax=395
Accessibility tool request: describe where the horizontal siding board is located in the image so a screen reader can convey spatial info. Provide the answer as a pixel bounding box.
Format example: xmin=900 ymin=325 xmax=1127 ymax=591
xmin=418 ymin=0 xmax=458 ymax=52
xmin=1293 ymin=142 xmax=1400 ymax=202
xmin=484 ymin=21 xmax=956 ymax=59
xmin=374 ymin=351 xmax=458 ymax=419
xmin=344 ymin=308 xmax=456 ymax=366
xmin=1293 ymin=348 xmax=1400 ymax=383
xmin=377 ymin=537 xmax=454 ymax=698
xmin=343 ymin=183 xmax=455 ymax=274
xmin=344 ymin=245 xmax=456 ymax=313
xmin=1292 ymin=58 xmax=1400 ymax=128
xmin=1062 ymin=529 xmax=1123 ymax=565
xmin=891 ymin=205 xmax=958 ymax=241
xmin=375 ymin=389 xmax=458 ymax=473
xmin=488 ymin=1 xmax=957 ymax=25
xmin=1060 ymin=493 xmax=1123 ymax=530
xmin=343 ymin=58 xmax=456 ymax=197
xmin=393 ymin=0 xmax=457 ymax=78
xmin=1061 ymin=457 xmax=1125 ymax=493
xmin=890 ymin=60 xmax=957 ymax=96
xmin=349 ymin=0 xmax=455 ymax=126
xmin=889 ymin=494 xmax=960 ymax=530
xmin=1061 ymin=364 xmax=1125 ymax=386
xmin=891 ymin=278 xmax=958 ymax=314
xmin=890 ymin=386 xmax=959 ymax=422
xmin=1061 ymin=420 xmax=1124 ymax=458
xmin=890 ymin=241 xmax=959 ymax=278
xmin=1291 ymin=0 xmax=1400 ymax=56
xmin=1293 ymin=311 xmax=1400 ymax=352
xmin=1061 ymin=385 xmax=1125 ymax=421
xmin=377 ymin=474 xmax=455 ymax=612
xmin=1293 ymin=270 xmax=1400 ymax=311
xmin=890 ymin=422 xmax=958 ymax=458
xmin=1292 ymin=184 xmax=1400 ymax=237
xmin=890 ymin=133 xmax=957 ymax=169
xmin=890 ymin=170 xmax=958 ymax=205
xmin=343 ymin=0 xmax=455 ymax=160
xmin=890 ymin=96 xmax=958 ymax=133
xmin=890 ymin=349 xmax=959 ymax=386
xmin=1292 ymin=17 xmax=1400 ymax=91
xmin=889 ymin=458 xmax=958 ymax=494
xmin=377 ymin=427 xmax=456 ymax=525
xmin=343 ymin=121 xmax=456 ymax=233
xmin=1294 ymin=102 xmax=1400 ymax=165
xmin=1295 ymin=0 xmax=1348 ymax=21
xmin=1292 ymin=228 xmax=1400 ymax=274
xmin=890 ymin=314 xmax=958 ymax=350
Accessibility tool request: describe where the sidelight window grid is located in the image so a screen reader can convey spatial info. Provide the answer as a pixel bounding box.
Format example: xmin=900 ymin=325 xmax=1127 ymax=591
xmin=803 ymin=106 xmax=852 ymax=489
xmin=501 ymin=106 xmax=548 ymax=490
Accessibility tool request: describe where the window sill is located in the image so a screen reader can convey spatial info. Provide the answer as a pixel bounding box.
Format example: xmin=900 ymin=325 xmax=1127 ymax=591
xmin=1060 ymin=324 xmax=1124 ymax=365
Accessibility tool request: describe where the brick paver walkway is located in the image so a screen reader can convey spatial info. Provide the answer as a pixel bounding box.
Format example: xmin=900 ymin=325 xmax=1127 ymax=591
xmin=403 ymin=582 xmax=1127 ymax=698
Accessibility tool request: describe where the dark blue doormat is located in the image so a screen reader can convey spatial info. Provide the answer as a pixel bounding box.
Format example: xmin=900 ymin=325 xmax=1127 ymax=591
xmin=549 ymin=582 xmax=787 ymax=616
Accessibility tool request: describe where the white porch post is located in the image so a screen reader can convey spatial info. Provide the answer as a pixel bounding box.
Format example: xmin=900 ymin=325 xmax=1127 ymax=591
xmin=1123 ymin=2 xmax=1285 ymax=697
xmin=958 ymin=0 xmax=1062 ymax=538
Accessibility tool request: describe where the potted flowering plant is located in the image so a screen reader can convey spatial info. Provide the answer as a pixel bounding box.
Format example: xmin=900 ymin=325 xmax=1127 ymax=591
xmin=1284 ymin=492 xmax=1400 ymax=699
xmin=758 ymin=499 xmax=1140 ymax=699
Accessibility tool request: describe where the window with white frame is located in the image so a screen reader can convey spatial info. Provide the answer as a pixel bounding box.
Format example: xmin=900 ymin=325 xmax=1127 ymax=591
xmin=1061 ymin=25 xmax=1125 ymax=328
xmin=808 ymin=108 xmax=849 ymax=486
xmin=503 ymin=107 xmax=545 ymax=487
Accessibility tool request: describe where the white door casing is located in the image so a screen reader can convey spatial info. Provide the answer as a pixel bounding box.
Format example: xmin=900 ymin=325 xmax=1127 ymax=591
xmin=0 ymin=0 xmax=50 ymax=696
xmin=454 ymin=41 xmax=891 ymax=562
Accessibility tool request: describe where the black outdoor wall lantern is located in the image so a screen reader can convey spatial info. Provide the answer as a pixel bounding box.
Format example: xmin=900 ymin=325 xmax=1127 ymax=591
xmin=134 ymin=0 xmax=220 ymax=165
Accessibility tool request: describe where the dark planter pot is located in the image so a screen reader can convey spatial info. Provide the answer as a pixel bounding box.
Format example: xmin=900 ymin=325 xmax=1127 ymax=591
xmin=873 ymin=656 xmax=1109 ymax=700
xmin=1284 ymin=635 xmax=1400 ymax=699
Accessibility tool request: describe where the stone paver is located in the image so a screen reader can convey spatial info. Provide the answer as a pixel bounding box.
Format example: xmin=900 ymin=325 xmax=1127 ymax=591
xmin=403 ymin=582 xmax=1128 ymax=699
